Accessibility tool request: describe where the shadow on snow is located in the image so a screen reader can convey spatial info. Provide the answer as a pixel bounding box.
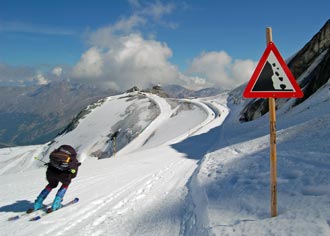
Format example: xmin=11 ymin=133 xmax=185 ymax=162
xmin=0 ymin=200 xmax=33 ymax=213
xmin=171 ymin=126 xmax=222 ymax=160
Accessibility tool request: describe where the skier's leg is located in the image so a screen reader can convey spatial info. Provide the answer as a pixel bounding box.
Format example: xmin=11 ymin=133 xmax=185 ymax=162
xmin=33 ymin=184 xmax=53 ymax=210
xmin=31 ymin=169 xmax=60 ymax=212
xmin=51 ymin=184 xmax=69 ymax=211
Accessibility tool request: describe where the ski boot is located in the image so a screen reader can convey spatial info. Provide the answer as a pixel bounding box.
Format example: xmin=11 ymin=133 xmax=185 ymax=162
xmin=48 ymin=185 xmax=67 ymax=213
xmin=47 ymin=195 xmax=63 ymax=213
xmin=27 ymin=186 xmax=51 ymax=213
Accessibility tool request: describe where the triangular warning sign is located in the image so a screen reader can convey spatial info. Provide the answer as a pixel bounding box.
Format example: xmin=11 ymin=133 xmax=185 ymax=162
xmin=243 ymin=42 xmax=303 ymax=98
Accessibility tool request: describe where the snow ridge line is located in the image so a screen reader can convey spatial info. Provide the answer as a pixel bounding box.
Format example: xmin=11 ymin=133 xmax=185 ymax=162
xmin=179 ymin=101 xmax=230 ymax=236
xmin=164 ymin=100 xmax=216 ymax=146
xmin=180 ymin=159 xmax=210 ymax=236
xmin=117 ymin=93 xmax=172 ymax=155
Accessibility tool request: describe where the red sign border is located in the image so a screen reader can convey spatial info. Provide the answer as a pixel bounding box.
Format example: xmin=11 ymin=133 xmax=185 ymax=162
xmin=243 ymin=42 xmax=304 ymax=98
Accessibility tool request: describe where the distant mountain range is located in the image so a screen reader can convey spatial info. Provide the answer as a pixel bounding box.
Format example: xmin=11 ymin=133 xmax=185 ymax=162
xmin=0 ymin=81 xmax=221 ymax=147
xmin=0 ymin=82 xmax=117 ymax=147
xmin=162 ymin=85 xmax=223 ymax=98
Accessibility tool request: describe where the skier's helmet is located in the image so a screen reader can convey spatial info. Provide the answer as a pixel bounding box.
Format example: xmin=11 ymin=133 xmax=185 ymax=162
xmin=58 ymin=145 xmax=77 ymax=158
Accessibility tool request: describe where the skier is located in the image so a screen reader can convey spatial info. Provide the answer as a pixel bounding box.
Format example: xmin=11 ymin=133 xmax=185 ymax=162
xmin=29 ymin=145 xmax=81 ymax=213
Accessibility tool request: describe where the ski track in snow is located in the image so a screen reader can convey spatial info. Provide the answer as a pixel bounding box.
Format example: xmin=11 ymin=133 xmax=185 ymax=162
xmin=55 ymin=160 xmax=187 ymax=236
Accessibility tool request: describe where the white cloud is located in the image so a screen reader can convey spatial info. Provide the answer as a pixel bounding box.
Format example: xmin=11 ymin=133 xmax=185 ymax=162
xmin=142 ymin=1 xmax=175 ymax=19
xmin=130 ymin=0 xmax=175 ymax=20
xmin=177 ymin=73 xmax=208 ymax=90
xmin=87 ymin=15 xmax=146 ymax=49
xmin=34 ymin=73 xmax=48 ymax=85
xmin=71 ymin=1 xmax=186 ymax=90
xmin=187 ymin=51 xmax=257 ymax=89
xmin=52 ymin=67 xmax=63 ymax=77
xmin=72 ymin=47 xmax=104 ymax=79
xmin=73 ymin=28 xmax=256 ymax=91
xmin=71 ymin=1 xmax=256 ymax=91
xmin=232 ymin=59 xmax=257 ymax=84
xmin=72 ymin=33 xmax=179 ymax=90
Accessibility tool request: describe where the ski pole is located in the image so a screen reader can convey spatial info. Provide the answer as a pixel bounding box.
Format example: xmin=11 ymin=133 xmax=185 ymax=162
xmin=34 ymin=156 xmax=49 ymax=165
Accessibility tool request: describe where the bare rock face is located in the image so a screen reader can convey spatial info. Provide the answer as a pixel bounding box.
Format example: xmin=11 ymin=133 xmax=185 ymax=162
xmin=289 ymin=20 xmax=330 ymax=79
xmin=240 ymin=20 xmax=330 ymax=122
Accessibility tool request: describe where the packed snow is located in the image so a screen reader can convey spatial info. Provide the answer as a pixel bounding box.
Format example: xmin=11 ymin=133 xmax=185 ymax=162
xmin=0 ymin=83 xmax=330 ymax=235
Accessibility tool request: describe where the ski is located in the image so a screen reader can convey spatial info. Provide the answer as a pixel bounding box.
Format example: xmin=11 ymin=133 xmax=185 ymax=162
xmin=7 ymin=205 xmax=47 ymax=221
xmin=29 ymin=197 xmax=79 ymax=221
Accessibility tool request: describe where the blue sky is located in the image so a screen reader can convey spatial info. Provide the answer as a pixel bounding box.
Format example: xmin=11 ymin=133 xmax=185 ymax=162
xmin=0 ymin=0 xmax=329 ymax=90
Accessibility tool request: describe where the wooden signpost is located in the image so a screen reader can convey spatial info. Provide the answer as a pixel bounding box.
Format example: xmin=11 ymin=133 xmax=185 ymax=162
xmin=267 ymin=28 xmax=278 ymax=217
xmin=243 ymin=27 xmax=303 ymax=217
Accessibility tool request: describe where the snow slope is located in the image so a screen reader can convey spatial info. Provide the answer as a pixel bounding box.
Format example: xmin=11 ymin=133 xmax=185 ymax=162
xmin=183 ymin=81 xmax=330 ymax=235
xmin=1 ymin=82 xmax=330 ymax=236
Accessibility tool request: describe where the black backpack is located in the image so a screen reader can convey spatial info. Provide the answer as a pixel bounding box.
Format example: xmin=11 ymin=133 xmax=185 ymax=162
xmin=49 ymin=145 xmax=77 ymax=171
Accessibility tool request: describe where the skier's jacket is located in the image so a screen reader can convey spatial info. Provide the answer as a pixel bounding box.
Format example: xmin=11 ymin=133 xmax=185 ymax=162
xmin=48 ymin=145 xmax=80 ymax=179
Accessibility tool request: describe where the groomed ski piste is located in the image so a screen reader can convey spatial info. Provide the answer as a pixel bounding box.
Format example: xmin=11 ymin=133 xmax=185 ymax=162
xmin=1 ymin=83 xmax=330 ymax=235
